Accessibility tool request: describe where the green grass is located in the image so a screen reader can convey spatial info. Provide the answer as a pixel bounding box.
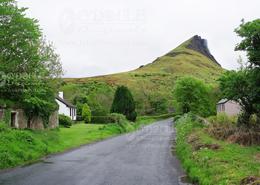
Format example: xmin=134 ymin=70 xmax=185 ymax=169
xmin=0 ymin=117 xmax=158 ymax=170
xmin=175 ymin=115 xmax=260 ymax=185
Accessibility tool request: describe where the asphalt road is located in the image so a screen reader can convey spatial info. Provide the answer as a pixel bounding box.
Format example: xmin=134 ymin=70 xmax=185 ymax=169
xmin=0 ymin=119 xmax=185 ymax=185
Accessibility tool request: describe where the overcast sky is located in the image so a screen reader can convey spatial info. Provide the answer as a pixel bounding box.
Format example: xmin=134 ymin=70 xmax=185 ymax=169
xmin=19 ymin=0 xmax=260 ymax=77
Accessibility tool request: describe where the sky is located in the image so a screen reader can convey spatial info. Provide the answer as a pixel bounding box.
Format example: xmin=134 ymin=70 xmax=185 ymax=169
xmin=18 ymin=0 xmax=260 ymax=78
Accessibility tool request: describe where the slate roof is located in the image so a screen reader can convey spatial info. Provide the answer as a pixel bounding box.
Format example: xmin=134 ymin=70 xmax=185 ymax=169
xmin=56 ymin=96 xmax=76 ymax=108
xmin=217 ymin=99 xmax=229 ymax=105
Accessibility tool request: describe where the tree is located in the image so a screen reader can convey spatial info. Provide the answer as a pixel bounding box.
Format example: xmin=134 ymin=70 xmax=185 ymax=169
xmin=82 ymin=103 xmax=91 ymax=123
xmin=173 ymin=76 xmax=214 ymax=117
xmin=0 ymin=0 xmax=63 ymax=125
xmin=235 ymin=19 xmax=260 ymax=67
xmin=111 ymin=86 xmax=137 ymax=121
xmin=219 ymin=19 xmax=260 ymax=127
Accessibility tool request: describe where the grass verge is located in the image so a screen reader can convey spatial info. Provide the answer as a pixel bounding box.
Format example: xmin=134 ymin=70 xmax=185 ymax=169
xmin=0 ymin=116 xmax=158 ymax=170
xmin=175 ymin=114 xmax=260 ymax=185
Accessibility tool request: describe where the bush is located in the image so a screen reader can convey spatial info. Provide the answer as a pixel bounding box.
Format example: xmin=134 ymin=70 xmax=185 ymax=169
xmin=110 ymin=113 xmax=128 ymax=124
xmin=207 ymin=113 xmax=237 ymax=125
xmin=174 ymin=115 xmax=182 ymax=122
xmin=141 ymin=113 xmax=176 ymax=120
xmin=0 ymin=122 xmax=9 ymax=132
xmin=91 ymin=116 xmax=112 ymax=124
xmin=82 ymin=104 xmax=91 ymax=123
xmin=59 ymin=114 xmax=73 ymax=128
xmin=92 ymin=113 xmax=128 ymax=124
xmin=111 ymin=86 xmax=137 ymax=122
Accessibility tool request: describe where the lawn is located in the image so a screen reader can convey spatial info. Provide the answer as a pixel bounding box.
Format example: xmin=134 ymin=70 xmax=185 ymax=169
xmin=175 ymin=114 xmax=260 ymax=185
xmin=0 ymin=116 xmax=157 ymax=170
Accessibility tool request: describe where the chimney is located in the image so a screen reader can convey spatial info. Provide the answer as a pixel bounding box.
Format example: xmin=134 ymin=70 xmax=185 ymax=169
xmin=58 ymin=92 xmax=64 ymax=99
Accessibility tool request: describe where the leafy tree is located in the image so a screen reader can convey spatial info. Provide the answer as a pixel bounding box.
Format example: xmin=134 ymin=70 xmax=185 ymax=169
xmin=173 ymin=76 xmax=214 ymax=117
xmin=111 ymin=86 xmax=137 ymax=121
xmin=219 ymin=19 xmax=260 ymax=126
xmin=0 ymin=0 xmax=63 ymax=125
xmin=235 ymin=19 xmax=260 ymax=67
xmin=82 ymin=103 xmax=91 ymax=123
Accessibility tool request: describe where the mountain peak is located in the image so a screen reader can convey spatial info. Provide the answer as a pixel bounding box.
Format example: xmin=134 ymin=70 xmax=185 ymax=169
xmin=187 ymin=35 xmax=220 ymax=66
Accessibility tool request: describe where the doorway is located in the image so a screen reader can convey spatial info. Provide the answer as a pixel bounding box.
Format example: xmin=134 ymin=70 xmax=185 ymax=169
xmin=11 ymin=112 xmax=17 ymax=128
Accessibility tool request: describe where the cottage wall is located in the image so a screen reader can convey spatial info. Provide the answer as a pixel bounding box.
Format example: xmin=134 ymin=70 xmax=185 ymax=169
xmin=0 ymin=108 xmax=58 ymax=130
xmin=15 ymin=109 xmax=27 ymax=129
xmin=224 ymin=101 xmax=241 ymax=116
xmin=56 ymin=99 xmax=70 ymax=117
xmin=217 ymin=101 xmax=241 ymax=116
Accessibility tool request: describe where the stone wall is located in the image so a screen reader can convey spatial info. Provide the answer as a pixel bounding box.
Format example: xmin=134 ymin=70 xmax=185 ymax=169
xmin=0 ymin=108 xmax=59 ymax=130
xmin=49 ymin=111 xmax=58 ymax=129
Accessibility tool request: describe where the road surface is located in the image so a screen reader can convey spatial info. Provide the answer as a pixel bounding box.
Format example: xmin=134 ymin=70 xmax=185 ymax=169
xmin=0 ymin=119 xmax=185 ymax=185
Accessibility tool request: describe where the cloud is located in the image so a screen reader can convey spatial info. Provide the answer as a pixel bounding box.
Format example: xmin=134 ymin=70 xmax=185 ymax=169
xmin=19 ymin=0 xmax=260 ymax=77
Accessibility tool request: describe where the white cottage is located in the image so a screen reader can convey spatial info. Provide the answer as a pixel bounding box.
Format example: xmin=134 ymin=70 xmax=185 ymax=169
xmin=56 ymin=92 xmax=77 ymax=120
xmin=217 ymin=99 xmax=241 ymax=116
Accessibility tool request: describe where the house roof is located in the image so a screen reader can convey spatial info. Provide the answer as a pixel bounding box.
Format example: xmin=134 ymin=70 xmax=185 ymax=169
xmin=217 ymin=99 xmax=229 ymax=105
xmin=56 ymin=96 xmax=76 ymax=108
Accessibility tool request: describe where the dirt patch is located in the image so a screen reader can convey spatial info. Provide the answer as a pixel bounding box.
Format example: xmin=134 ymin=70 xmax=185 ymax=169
xmin=187 ymin=134 xmax=220 ymax=151
xmin=254 ymin=153 xmax=260 ymax=163
xmin=179 ymin=175 xmax=195 ymax=185
xmin=240 ymin=176 xmax=260 ymax=185
xmin=207 ymin=124 xmax=260 ymax=146
xmin=227 ymin=131 xmax=260 ymax=146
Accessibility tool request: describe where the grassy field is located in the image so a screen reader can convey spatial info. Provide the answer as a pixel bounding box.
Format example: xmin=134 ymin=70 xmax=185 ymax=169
xmin=174 ymin=115 xmax=260 ymax=185
xmin=0 ymin=117 xmax=157 ymax=170
xmin=62 ymin=36 xmax=224 ymax=115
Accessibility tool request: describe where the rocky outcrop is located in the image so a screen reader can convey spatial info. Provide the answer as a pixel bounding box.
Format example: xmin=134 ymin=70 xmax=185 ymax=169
xmin=187 ymin=35 xmax=221 ymax=66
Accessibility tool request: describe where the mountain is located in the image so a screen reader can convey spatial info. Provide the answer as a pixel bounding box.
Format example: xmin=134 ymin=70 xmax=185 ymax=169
xmin=62 ymin=35 xmax=224 ymax=115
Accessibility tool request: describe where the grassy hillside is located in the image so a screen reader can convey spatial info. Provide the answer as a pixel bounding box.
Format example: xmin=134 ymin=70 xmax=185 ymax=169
xmin=62 ymin=36 xmax=224 ymax=115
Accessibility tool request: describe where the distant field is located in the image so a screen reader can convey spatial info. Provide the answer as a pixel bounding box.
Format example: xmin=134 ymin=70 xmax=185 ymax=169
xmin=0 ymin=117 xmax=158 ymax=170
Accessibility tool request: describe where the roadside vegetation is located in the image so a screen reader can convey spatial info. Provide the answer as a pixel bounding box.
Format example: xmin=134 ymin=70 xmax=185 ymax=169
xmin=0 ymin=115 xmax=159 ymax=170
xmin=175 ymin=114 xmax=260 ymax=185
xmin=174 ymin=19 xmax=260 ymax=184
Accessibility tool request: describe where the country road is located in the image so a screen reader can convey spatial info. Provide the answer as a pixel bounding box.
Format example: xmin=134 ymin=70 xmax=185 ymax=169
xmin=0 ymin=119 xmax=185 ymax=185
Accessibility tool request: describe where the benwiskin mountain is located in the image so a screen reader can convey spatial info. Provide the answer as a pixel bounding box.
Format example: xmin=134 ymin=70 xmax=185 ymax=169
xmin=62 ymin=35 xmax=224 ymax=115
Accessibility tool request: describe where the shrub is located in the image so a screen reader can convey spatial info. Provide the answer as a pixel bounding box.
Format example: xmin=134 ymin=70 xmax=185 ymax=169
xmin=207 ymin=113 xmax=237 ymax=125
xmin=110 ymin=113 xmax=128 ymax=124
xmin=174 ymin=115 xmax=182 ymax=122
xmin=207 ymin=113 xmax=260 ymax=145
xmin=141 ymin=113 xmax=175 ymax=120
xmin=82 ymin=104 xmax=91 ymax=123
xmin=111 ymin=86 xmax=137 ymax=122
xmin=3 ymin=109 xmax=11 ymax=126
xmin=91 ymin=116 xmax=112 ymax=124
xmin=0 ymin=121 xmax=9 ymax=132
xmin=59 ymin=114 xmax=72 ymax=128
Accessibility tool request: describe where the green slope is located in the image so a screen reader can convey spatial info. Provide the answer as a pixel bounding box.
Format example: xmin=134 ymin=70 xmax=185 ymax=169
xmin=62 ymin=35 xmax=224 ymax=115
